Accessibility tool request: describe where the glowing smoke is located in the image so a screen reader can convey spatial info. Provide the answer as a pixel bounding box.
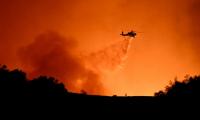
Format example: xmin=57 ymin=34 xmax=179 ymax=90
xmin=17 ymin=31 xmax=133 ymax=95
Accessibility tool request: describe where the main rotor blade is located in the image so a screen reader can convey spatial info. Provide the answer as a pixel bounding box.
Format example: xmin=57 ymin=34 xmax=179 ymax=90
xmin=122 ymin=29 xmax=131 ymax=31
xmin=133 ymin=31 xmax=143 ymax=33
xmin=122 ymin=29 xmax=144 ymax=33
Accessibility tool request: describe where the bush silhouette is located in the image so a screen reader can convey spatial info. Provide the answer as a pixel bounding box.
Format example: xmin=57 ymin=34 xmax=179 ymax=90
xmin=154 ymin=75 xmax=200 ymax=98
xmin=0 ymin=64 xmax=68 ymax=98
xmin=27 ymin=76 xmax=67 ymax=96
xmin=0 ymin=65 xmax=27 ymax=95
xmin=80 ymin=89 xmax=87 ymax=95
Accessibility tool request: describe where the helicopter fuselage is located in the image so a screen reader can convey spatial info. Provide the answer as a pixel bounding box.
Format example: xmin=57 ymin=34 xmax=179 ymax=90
xmin=120 ymin=31 xmax=137 ymax=38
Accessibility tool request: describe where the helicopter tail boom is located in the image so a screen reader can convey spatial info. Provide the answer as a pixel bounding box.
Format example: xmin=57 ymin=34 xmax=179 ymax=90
xmin=120 ymin=31 xmax=125 ymax=36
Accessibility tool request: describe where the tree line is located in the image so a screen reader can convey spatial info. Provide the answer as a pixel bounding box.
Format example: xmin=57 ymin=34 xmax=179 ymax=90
xmin=1 ymin=64 xmax=200 ymax=98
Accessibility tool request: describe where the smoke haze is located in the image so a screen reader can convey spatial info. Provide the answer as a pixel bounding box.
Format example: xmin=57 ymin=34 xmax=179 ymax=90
xmin=1 ymin=0 xmax=200 ymax=96
xmin=17 ymin=31 xmax=105 ymax=95
xmin=17 ymin=31 xmax=132 ymax=95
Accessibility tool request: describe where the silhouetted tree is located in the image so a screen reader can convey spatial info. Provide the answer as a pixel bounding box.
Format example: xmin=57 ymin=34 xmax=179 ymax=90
xmin=27 ymin=76 xmax=68 ymax=97
xmin=80 ymin=89 xmax=87 ymax=95
xmin=154 ymin=90 xmax=165 ymax=97
xmin=2 ymin=65 xmax=7 ymax=70
xmin=0 ymin=64 xmax=68 ymax=98
xmin=154 ymin=75 xmax=200 ymax=98
xmin=0 ymin=65 xmax=27 ymax=96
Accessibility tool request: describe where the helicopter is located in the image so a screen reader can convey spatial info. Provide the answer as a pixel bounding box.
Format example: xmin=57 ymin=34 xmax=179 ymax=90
xmin=120 ymin=30 xmax=141 ymax=38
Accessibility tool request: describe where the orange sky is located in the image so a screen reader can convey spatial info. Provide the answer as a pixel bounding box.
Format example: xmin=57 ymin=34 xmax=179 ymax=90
xmin=0 ymin=0 xmax=200 ymax=96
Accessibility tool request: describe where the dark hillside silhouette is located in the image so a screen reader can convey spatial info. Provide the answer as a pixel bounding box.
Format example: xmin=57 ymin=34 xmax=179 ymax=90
xmin=1 ymin=63 xmax=200 ymax=102
xmin=0 ymin=63 xmax=154 ymax=103
xmin=154 ymin=75 xmax=200 ymax=98
xmin=0 ymin=64 xmax=68 ymax=98
xmin=0 ymin=64 xmax=27 ymax=95
xmin=27 ymin=76 xmax=67 ymax=97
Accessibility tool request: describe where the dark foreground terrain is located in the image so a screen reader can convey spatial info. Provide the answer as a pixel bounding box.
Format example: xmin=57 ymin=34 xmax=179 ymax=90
xmin=1 ymin=64 xmax=200 ymax=108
